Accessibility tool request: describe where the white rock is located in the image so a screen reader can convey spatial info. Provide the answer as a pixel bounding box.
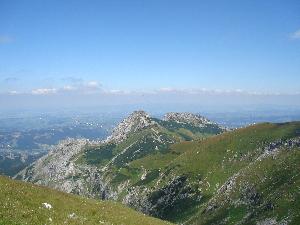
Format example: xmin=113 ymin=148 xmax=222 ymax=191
xmin=42 ymin=202 xmax=52 ymax=209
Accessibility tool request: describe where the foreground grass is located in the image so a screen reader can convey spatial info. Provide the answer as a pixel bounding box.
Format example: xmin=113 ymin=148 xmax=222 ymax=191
xmin=0 ymin=176 xmax=173 ymax=225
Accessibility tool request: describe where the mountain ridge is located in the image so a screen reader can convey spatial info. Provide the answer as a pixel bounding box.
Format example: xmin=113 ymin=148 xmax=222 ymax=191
xmin=14 ymin=112 xmax=300 ymax=224
xmin=163 ymin=112 xmax=214 ymax=126
xmin=106 ymin=110 xmax=157 ymax=143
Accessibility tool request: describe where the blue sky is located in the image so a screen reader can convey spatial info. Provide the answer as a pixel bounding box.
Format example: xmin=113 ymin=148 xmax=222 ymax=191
xmin=0 ymin=0 xmax=300 ymax=108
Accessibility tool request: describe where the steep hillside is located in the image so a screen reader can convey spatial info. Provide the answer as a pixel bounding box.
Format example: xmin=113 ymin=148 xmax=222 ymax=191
xmin=15 ymin=111 xmax=300 ymax=224
xmin=15 ymin=111 xmax=224 ymax=217
xmin=187 ymin=137 xmax=300 ymax=225
xmin=160 ymin=122 xmax=300 ymax=224
xmin=0 ymin=175 xmax=172 ymax=225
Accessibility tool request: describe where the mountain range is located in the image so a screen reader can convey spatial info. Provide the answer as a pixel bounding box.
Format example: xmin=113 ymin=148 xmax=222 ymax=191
xmin=2 ymin=110 xmax=299 ymax=224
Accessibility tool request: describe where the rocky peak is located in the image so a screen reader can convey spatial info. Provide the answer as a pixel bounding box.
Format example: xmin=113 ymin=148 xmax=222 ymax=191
xmin=106 ymin=110 xmax=157 ymax=143
xmin=163 ymin=112 xmax=213 ymax=127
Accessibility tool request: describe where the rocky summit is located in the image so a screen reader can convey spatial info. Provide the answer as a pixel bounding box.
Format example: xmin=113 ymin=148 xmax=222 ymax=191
xmin=106 ymin=110 xmax=157 ymax=143
xmin=14 ymin=112 xmax=300 ymax=225
xmin=163 ymin=112 xmax=213 ymax=127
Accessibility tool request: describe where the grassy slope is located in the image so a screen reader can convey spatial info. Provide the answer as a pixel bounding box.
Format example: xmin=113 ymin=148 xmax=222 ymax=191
xmin=76 ymin=121 xmax=300 ymax=224
xmin=118 ymin=122 xmax=299 ymax=223
xmin=18 ymin=121 xmax=299 ymax=224
xmin=76 ymin=121 xmax=222 ymax=189
xmin=168 ymin=122 xmax=299 ymax=181
xmin=0 ymin=176 xmax=173 ymax=225
xmin=162 ymin=122 xmax=300 ymax=223
xmin=188 ymin=145 xmax=300 ymax=225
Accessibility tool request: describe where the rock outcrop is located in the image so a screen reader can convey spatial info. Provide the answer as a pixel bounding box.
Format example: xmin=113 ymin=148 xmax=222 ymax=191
xmin=163 ymin=112 xmax=213 ymax=127
xmin=107 ymin=110 xmax=157 ymax=143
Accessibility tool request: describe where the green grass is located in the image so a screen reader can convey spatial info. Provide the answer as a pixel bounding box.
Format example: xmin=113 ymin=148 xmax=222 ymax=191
xmin=169 ymin=122 xmax=300 ymax=184
xmin=104 ymin=121 xmax=300 ymax=224
xmin=135 ymin=169 xmax=160 ymax=186
xmin=154 ymin=119 xmax=224 ymax=138
xmin=79 ymin=143 xmax=116 ymax=167
xmin=74 ymin=121 xmax=222 ymax=191
xmin=146 ymin=122 xmax=300 ymax=223
xmin=176 ymin=122 xmax=300 ymax=225
xmin=0 ymin=175 xmax=173 ymax=225
xmin=188 ymin=146 xmax=300 ymax=225
xmin=16 ymin=120 xmax=300 ymax=224
xmin=75 ymin=116 xmax=223 ymax=170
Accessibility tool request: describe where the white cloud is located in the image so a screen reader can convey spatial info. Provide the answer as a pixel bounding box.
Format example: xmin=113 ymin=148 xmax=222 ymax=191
xmin=29 ymin=80 xmax=102 ymax=95
xmin=155 ymin=88 xmax=249 ymax=95
xmin=290 ymin=29 xmax=300 ymax=39
xmin=104 ymin=89 xmax=134 ymax=95
xmin=159 ymin=87 xmax=177 ymax=92
xmin=3 ymin=83 xmax=298 ymax=97
xmin=84 ymin=81 xmax=101 ymax=89
xmin=62 ymin=85 xmax=76 ymax=91
xmin=107 ymin=89 xmax=124 ymax=94
xmin=31 ymin=88 xmax=57 ymax=95
xmin=8 ymin=91 xmax=20 ymax=95
xmin=25 ymin=80 xmax=102 ymax=95
xmin=155 ymin=88 xmax=300 ymax=96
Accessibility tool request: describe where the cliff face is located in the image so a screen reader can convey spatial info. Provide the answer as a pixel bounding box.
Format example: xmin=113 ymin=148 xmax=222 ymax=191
xmin=15 ymin=139 xmax=105 ymax=197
